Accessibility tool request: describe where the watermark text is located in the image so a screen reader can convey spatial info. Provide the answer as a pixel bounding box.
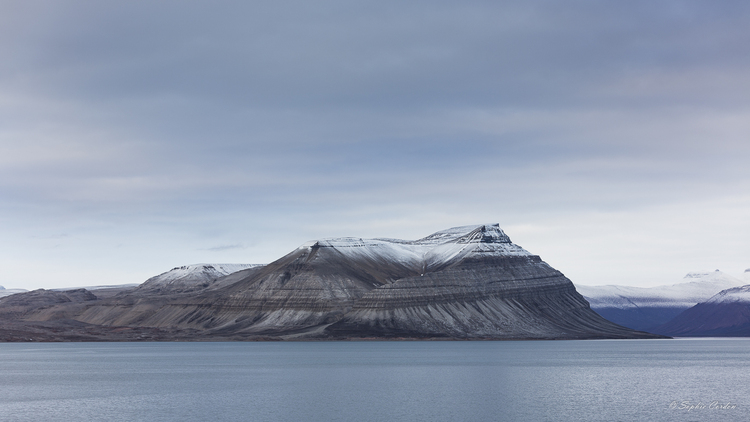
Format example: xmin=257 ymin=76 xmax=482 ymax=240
xmin=669 ymin=400 xmax=737 ymax=411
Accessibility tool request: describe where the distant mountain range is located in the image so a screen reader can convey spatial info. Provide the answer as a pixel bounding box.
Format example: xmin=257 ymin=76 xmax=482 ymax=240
xmin=0 ymin=224 xmax=659 ymax=341
xmin=652 ymin=281 xmax=750 ymax=337
xmin=575 ymin=270 xmax=746 ymax=332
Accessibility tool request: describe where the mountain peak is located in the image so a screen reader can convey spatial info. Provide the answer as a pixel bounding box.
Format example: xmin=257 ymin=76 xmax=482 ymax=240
xmin=683 ymin=270 xmax=724 ymax=279
xmin=416 ymin=223 xmax=510 ymax=245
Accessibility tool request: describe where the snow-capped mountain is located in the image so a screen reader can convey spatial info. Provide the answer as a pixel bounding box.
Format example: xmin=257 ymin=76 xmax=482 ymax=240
xmin=138 ymin=263 xmax=263 ymax=292
xmin=80 ymin=224 xmax=656 ymax=339
xmin=653 ymin=284 xmax=750 ymax=336
xmin=744 ymin=269 xmax=750 ymax=282
xmin=574 ymin=270 xmax=746 ymax=331
xmin=0 ymin=224 xmax=661 ymax=340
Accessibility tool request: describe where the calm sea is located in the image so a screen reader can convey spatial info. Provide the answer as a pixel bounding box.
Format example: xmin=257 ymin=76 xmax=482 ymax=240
xmin=1 ymin=339 xmax=748 ymax=421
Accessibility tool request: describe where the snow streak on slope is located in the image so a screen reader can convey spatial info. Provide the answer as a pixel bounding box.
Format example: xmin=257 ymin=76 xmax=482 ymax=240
xmin=575 ymin=270 xmax=746 ymax=309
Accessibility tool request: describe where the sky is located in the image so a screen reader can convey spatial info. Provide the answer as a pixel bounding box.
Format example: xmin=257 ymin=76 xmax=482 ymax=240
xmin=1 ymin=0 xmax=749 ymax=290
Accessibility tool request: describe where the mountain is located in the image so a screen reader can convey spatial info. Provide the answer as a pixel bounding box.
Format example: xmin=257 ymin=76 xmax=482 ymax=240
xmin=136 ymin=263 xmax=263 ymax=293
xmin=653 ymin=285 xmax=750 ymax=336
xmin=0 ymin=224 xmax=661 ymax=341
xmin=574 ymin=270 xmax=746 ymax=332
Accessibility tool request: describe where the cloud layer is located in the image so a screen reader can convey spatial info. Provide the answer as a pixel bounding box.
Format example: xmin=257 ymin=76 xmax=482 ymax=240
xmin=1 ymin=1 xmax=749 ymax=288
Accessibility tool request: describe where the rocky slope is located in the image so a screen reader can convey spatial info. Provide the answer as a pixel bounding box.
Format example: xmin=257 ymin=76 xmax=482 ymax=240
xmin=0 ymin=224 xmax=661 ymax=341
xmin=652 ymin=285 xmax=750 ymax=336
xmin=575 ymin=270 xmax=746 ymax=331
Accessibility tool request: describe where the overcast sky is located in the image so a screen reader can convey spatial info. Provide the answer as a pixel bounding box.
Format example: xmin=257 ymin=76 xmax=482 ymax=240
xmin=1 ymin=0 xmax=749 ymax=290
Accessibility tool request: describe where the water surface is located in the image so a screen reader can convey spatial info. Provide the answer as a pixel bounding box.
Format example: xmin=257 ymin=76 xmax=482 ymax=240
xmin=1 ymin=339 xmax=747 ymax=421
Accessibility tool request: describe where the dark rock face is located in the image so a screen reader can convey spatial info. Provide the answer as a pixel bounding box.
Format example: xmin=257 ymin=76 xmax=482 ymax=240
xmin=589 ymin=307 xmax=687 ymax=332
xmin=0 ymin=224 xmax=662 ymax=341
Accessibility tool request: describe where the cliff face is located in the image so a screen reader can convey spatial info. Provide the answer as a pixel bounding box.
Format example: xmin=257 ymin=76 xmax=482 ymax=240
xmin=1 ymin=224 xmax=661 ymax=340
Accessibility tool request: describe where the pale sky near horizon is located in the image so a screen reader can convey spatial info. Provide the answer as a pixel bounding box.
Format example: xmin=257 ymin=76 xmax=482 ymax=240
xmin=1 ymin=1 xmax=749 ymax=290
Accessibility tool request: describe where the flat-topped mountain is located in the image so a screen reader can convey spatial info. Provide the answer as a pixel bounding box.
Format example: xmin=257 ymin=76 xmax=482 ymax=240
xmin=575 ymin=270 xmax=746 ymax=331
xmin=0 ymin=224 xmax=661 ymax=341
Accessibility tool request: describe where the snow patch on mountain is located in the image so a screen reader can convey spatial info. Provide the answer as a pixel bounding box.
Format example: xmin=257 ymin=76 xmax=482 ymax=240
xmin=575 ymin=270 xmax=746 ymax=309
